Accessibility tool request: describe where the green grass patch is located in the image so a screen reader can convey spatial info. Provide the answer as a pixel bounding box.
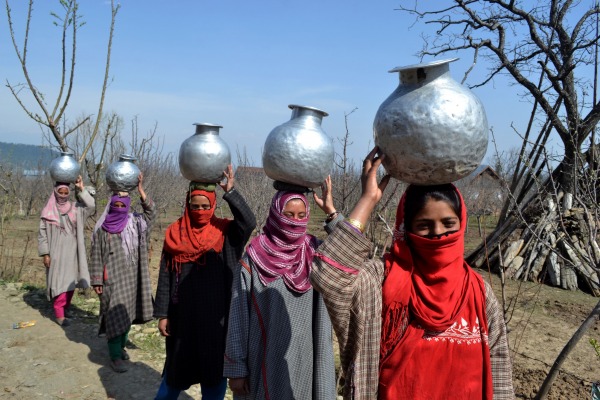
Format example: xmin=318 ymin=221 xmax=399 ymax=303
xmin=128 ymin=319 xmax=166 ymax=355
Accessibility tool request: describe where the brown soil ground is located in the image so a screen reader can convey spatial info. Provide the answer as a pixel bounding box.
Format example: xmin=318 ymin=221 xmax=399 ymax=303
xmin=485 ymin=271 xmax=600 ymax=399
xmin=2 ymin=271 xmax=599 ymax=399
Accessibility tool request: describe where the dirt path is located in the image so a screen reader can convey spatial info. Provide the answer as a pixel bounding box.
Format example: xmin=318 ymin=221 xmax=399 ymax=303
xmin=1 ymin=275 xmax=600 ymax=399
xmin=0 ymin=284 xmax=199 ymax=400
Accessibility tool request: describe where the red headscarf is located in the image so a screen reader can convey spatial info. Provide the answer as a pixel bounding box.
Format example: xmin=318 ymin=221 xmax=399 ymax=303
xmin=162 ymin=189 xmax=231 ymax=270
xmin=378 ymin=184 xmax=492 ymax=400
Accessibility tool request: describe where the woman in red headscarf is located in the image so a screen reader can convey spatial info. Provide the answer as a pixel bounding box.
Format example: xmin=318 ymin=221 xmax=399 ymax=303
xmin=310 ymin=148 xmax=514 ymax=400
xmin=38 ymin=175 xmax=95 ymax=327
xmin=154 ymin=165 xmax=256 ymax=400
xmin=223 ymin=177 xmax=338 ymax=400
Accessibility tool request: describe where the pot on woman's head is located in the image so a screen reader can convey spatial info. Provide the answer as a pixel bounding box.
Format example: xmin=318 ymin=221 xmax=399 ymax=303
xmin=373 ymin=58 xmax=488 ymax=185
xmin=263 ymin=105 xmax=334 ymax=189
xmin=49 ymin=152 xmax=80 ymax=184
xmin=178 ymin=123 xmax=231 ymax=183
xmin=105 ymin=154 xmax=140 ymax=192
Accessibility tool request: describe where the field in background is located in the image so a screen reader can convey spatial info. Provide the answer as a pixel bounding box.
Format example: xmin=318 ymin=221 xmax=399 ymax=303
xmin=0 ymin=197 xmax=496 ymax=288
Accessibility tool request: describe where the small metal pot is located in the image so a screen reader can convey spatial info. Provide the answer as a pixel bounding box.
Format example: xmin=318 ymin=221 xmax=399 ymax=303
xmin=263 ymin=105 xmax=334 ymax=189
xmin=105 ymin=154 xmax=140 ymax=192
xmin=178 ymin=123 xmax=231 ymax=183
xmin=49 ymin=152 xmax=80 ymax=183
xmin=373 ymin=58 xmax=489 ymax=185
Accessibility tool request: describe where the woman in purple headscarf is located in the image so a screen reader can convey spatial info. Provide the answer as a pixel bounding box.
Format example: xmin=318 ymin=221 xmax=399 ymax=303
xmin=38 ymin=175 xmax=95 ymax=327
xmin=224 ymin=177 xmax=339 ymax=400
xmin=89 ymin=173 xmax=156 ymax=373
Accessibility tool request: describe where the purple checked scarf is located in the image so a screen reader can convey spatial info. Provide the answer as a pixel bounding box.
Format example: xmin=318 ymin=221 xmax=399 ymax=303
xmin=102 ymin=194 xmax=131 ymax=234
xmin=246 ymin=191 xmax=318 ymax=293
xmin=93 ymin=194 xmax=146 ymax=263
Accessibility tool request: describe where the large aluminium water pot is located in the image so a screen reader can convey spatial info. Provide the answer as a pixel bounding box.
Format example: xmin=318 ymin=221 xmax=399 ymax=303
xmin=263 ymin=105 xmax=334 ymax=189
xmin=178 ymin=123 xmax=231 ymax=183
xmin=105 ymin=154 xmax=140 ymax=192
xmin=49 ymin=151 xmax=80 ymax=183
xmin=373 ymin=58 xmax=489 ymax=185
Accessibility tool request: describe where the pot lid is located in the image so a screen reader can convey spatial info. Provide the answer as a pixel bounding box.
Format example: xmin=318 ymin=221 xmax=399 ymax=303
xmin=288 ymin=104 xmax=329 ymax=117
xmin=388 ymin=57 xmax=459 ymax=73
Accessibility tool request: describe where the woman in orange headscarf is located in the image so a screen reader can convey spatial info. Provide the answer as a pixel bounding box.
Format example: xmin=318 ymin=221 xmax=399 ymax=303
xmin=310 ymin=148 xmax=514 ymax=400
xmin=154 ymin=165 xmax=256 ymax=400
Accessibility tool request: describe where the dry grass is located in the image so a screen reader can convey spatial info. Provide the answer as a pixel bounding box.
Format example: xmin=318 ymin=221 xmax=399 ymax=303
xmin=0 ymin=216 xmax=39 ymax=283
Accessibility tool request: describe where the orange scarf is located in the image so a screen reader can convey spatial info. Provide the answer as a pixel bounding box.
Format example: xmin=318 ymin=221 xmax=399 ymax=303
xmin=162 ymin=190 xmax=231 ymax=270
xmin=378 ymin=185 xmax=492 ymax=400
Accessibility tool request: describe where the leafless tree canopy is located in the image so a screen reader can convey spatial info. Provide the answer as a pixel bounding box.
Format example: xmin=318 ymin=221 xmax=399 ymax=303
xmin=5 ymin=0 xmax=119 ymax=163
xmin=399 ymin=0 xmax=600 ymax=192
xmin=234 ymin=147 xmax=274 ymax=234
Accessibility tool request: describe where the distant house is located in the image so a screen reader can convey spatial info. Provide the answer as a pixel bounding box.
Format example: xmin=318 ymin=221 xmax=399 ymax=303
xmin=458 ymin=165 xmax=505 ymax=216
xmin=469 ymin=165 xmax=502 ymax=185
xmin=23 ymin=169 xmax=47 ymax=180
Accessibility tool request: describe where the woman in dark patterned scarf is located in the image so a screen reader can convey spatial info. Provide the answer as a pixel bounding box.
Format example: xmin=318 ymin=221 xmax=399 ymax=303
xmin=224 ymin=177 xmax=338 ymax=400
xmin=90 ymin=173 xmax=156 ymax=373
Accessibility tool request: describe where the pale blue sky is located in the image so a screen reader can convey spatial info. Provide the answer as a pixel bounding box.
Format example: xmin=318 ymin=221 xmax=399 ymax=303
xmin=0 ymin=0 xmax=534 ymax=167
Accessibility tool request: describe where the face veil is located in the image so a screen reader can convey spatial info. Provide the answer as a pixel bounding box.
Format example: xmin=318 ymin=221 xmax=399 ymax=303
xmin=246 ymin=191 xmax=317 ymax=294
xmin=162 ymin=189 xmax=231 ymax=270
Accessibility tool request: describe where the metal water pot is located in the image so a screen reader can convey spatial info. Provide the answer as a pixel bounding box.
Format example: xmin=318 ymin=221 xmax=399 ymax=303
xmin=373 ymin=58 xmax=489 ymax=185
xmin=178 ymin=123 xmax=231 ymax=183
xmin=263 ymin=105 xmax=334 ymax=189
xmin=105 ymin=154 xmax=140 ymax=192
xmin=49 ymin=152 xmax=80 ymax=183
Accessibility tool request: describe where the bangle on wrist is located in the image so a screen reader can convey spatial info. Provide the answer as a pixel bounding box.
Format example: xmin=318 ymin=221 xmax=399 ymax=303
xmin=325 ymin=211 xmax=339 ymax=223
xmin=347 ymin=218 xmax=365 ymax=233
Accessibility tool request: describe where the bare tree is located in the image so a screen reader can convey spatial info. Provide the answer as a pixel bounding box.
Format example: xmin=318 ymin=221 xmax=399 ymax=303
xmin=0 ymin=164 xmax=19 ymax=237
xmin=69 ymin=112 xmax=123 ymax=191
xmin=5 ymin=0 xmax=120 ymax=164
xmin=234 ymin=146 xmax=272 ymax=233
xmin=493 ymin=149 xmax=520 ymax=184
xmin=127 ymin=117 xmax=187 ymax=223
xmin=328 ymin=108 xmax=406 ymax=256
xmin=330 ymin=108 xmax=361 ymax=216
